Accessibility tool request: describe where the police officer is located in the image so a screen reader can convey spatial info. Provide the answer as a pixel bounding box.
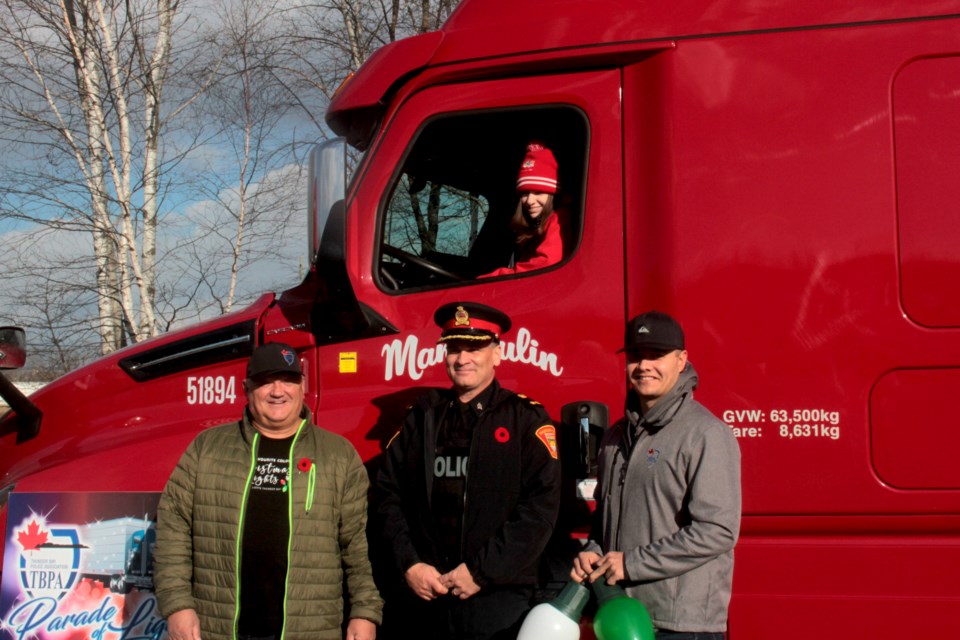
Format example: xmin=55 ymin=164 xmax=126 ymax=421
xmin=375 ymin=302 xmax=562 ymax=640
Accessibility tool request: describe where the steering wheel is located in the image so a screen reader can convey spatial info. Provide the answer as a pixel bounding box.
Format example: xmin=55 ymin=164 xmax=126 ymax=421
xmin=382 ymin=245 xmax=464 ymax=283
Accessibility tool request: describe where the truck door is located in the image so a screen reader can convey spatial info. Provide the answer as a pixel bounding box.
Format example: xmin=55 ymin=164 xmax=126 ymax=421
xmin=315 ymin=69 xmax=626 ymax=459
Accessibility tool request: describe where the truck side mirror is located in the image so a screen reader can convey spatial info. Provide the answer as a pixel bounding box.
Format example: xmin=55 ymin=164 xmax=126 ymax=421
xmin=308 ymin=137 xmax=347 ymax=263
xmin=560 ymin=401 xmax=609 ymax=480
xmin=0 ymin=326 xmax=42 ymax=442
xmin=0 ymin=327 xmax=26 ymax=370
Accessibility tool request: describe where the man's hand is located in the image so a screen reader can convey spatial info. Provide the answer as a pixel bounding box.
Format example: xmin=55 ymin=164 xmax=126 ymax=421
xmin=588 ymin=551 xmax=625 ymax=585
xmin=345 ymin=617 xmax=376 ymax=640
xmin=571 ymin=551 xmax=601 ymax=583
xmin=440 ymin=563 xmax=480 ymax=600
xmin=405 ymin=562 xmax=449 ymax=600
xmin=166 ymin=608 xmax=201 ymax=640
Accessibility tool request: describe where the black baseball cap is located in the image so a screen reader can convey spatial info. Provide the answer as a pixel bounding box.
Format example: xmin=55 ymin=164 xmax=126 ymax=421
xmin=434 ymin=302 xmax=511 ymax=344
xmin=620 ymin=311 xmax=685 ymax=353
xmin=246 ymin=342 xmax=302 ymax=379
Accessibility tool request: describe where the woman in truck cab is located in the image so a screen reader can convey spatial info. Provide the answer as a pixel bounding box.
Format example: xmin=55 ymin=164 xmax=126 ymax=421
xmin=480 ymin=140 xmax=569 ymax=277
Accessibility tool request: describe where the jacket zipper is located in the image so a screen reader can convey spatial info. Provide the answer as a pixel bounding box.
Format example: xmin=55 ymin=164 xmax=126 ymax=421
xmin=279 ymin=418 xmax=307 ymax=640
xmin=613 ymin=444 xmax=630 ymax=551
xmin=459 ymin=404 xmax=480 ymax=566
xmin=233 ymin=431 xmax=260 ymax=640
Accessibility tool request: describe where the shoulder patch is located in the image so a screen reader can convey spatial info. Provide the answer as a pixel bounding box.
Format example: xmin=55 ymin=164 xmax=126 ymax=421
xmin=516 ymin=393 xmax=542 ymax=406
xmin=535 ymin=424 xmax=558 ymax=459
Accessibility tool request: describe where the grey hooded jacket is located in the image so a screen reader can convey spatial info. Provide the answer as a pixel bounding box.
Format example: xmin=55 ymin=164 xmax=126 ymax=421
xmin=585 ymin=363 xmax=741 ymax=632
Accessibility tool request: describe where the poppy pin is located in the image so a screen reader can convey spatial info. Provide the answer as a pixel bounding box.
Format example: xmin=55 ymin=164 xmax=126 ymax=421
xmin=298 ymin=457 xmax=312 ymax=472
xmin=494 ymin=427 xmax=510 ymax=443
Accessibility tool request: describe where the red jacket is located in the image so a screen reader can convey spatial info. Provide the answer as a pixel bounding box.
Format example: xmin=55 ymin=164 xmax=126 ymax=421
xmin=481 ymin=210 xmax=566 ymax=277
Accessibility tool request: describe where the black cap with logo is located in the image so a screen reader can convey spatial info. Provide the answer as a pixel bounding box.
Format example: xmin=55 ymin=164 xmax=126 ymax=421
xmin=620 ymin=310 xmax=685 ymax=353
xmin=246 ymin=342 xmax=302 ymax=379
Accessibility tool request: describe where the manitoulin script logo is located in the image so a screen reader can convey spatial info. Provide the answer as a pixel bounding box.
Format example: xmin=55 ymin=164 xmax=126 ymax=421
xmin=381 ymin=327 xmax=563 ymax=381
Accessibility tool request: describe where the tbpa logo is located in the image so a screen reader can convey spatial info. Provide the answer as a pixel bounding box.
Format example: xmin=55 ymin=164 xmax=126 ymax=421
xmin=15 ymin=518 xmax=82 ymax=601
xmin=645 ymin=448 xmax=660 ymax=465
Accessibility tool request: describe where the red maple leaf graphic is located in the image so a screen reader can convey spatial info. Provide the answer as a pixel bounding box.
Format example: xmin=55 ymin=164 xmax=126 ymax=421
xmin=17 ymin=520 xmax=48 ymax=551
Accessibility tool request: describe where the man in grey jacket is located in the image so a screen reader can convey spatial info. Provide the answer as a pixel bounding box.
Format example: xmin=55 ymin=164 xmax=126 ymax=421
xmin=571 ymin=311 xmax=741 ymax=639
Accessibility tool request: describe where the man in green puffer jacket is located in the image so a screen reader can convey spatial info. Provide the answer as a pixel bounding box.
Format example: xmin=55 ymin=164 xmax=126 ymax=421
xmin=155 ymin=342 xmax=382 ymax=640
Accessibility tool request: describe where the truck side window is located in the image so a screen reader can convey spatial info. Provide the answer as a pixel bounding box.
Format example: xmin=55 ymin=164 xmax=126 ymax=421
xmin=378 ymin=107 xmax=587 ymax=291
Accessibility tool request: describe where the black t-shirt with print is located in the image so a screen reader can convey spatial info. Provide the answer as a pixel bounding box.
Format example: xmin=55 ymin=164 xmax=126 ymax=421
xmin=238 ymin=433 xmax=293 ymax=637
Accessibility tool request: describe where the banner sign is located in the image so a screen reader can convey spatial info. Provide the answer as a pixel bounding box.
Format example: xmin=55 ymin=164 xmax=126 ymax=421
xmin=1 ymin=493 xmax=166 ymax=640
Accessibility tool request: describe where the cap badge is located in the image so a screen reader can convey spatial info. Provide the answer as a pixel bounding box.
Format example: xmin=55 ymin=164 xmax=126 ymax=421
xmin=454 ymin=305 xmax=470 ymax=326
xmin=281 ymin=349 xmax=296 ymax=366
xmin=637 ymin=326 xmax=650 ymax=334
xmin=523 ymin=159 xmax=535 ymax=168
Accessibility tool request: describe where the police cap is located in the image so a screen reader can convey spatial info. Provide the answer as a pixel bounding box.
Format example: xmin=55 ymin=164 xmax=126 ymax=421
xmin=434 ymin=302 xmax=511 ymax=344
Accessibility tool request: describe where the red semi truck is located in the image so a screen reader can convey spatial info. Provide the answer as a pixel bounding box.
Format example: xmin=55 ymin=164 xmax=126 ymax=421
xmin=4 ymin=0 xmax=960 ymax=636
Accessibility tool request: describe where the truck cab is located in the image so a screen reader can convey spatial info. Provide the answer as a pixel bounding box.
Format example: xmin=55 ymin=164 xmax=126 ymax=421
xmin=4 ymin=1 xmax=960 ymax=637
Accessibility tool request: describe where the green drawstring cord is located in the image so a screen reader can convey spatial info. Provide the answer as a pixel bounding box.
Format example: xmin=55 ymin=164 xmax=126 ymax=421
xmin=286 ymin=418 xmax=315 ymax=514
xmin=305 ymin=463 xmax=316 ymax=514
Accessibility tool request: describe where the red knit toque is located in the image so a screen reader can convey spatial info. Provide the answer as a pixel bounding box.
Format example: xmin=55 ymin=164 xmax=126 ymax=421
xmin=516 ymin=141 xmax=558 ymax=194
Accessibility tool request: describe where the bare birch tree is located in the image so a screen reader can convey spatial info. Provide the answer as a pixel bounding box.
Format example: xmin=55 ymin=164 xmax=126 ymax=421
xmin=0 ymin=0 xmax=183 ymax=353
xmin=270 ymin=0 xmax=459 ymax=133
xmin=0 ymin=0 xmax=463 ymax=373
xmin=185 ymin=0 xmax=307 ymax=315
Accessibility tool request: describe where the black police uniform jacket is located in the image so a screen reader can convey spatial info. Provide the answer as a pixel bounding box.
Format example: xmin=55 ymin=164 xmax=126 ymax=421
xmin=376 ymin=379 xmax=561 ymax=588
